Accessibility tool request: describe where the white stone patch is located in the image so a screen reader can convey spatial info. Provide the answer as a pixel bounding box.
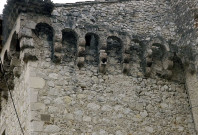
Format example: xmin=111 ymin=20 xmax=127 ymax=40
xmin=87 ymin=103 xmax=100 ymax=110
xmin=101 ymin=105 xmax=112 ymax=111
xmin=44 ymin=125 xmax=60 ymax=133
xmin=145 ymin=126 xmax=154 ymax=133
xmin=30 ymin=121 xmax=44 ymax=132
xmin=29 ymin=77 xmax=45 ymax=88
xmin=49 ymin=73 xmax=58 ymax=79
xmin=83 ymin=116 xmax=92 ymax=122
xmin=140 ymin=110 xmax=148 ymax=118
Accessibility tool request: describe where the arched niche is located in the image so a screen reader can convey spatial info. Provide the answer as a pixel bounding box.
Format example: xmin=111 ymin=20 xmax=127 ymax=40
xmin=62 ymin=29 xmax=78 ymax=62
xmin=34 ymin=23 xmax=54 ymax=60
xmin=10 ymin=32 xmax=20 ymax=59
xmin=151 ymin=43 xmax=166 ymax=61
xmin=146 ymin=43 xmax=168 ymax=75
xmin=85 ymin=33 xmax=99 ymax=65
xmin=107 ymin=36 xmax=123 ymax=72
xmin=171 ymin=54 xmax=185 ymax=83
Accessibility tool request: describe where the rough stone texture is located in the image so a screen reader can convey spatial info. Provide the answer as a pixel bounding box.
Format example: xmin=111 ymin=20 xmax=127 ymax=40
xmin=0 ymin=0 xmax=198 ymax=135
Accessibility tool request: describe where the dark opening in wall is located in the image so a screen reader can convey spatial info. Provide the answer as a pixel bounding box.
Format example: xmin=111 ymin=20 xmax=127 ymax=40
xmin=3 ymin=51 xmax=10 ymax=71
xmin=194 ymin=14 xmax=198 ymax=28
xmin=171 ymin=54 xmax=185 ymax=83
xmin=2 ymin=51 xmax=11 ymax=95
xmin=107 ymin=36 xmax=123 ymax=72
xmin=34 ymin=23 xmax=54 ymax=60
xmin=10 ymin=32 xmax=20 ymax=59
xmin=62 ymin=29 xmax=78 ymax=63
xmin=2 ymin=130 xmax=5 ymax=135
xmin=151 ymin=43 xmax=166 ymax=60
xmin=85 ymin=33 xmax=99 ymax=65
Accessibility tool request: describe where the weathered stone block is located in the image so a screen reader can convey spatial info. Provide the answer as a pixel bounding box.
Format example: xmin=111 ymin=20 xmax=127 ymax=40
xmin=25 ymin=21 xmax=37 ymax=29
xmin=44 ymin=125 xmax=60 ymax=133
xmin=49 ymin=73 xmax=58 ymax=79
xmin=78 ymin=40 xmax=86 ymax=47
xmin=13 ymin=67 xmax=21 ymax=77
xmin=41 ymin=114 xmax=51 ymax=122
xmin=100 ymin=51 xmax=107 ymax=63
xmin=54 ymin=42 xmax=62 ymax=53
xmin=29 ymin=77 xmax=45 ymax=89
xmin=78 ymin=46 xmax=85 ymax=57
xmin=87 ymin=103 xmax=100 ymax=110
xmin=123 ymin=54 xmax=130 ymax=63
xmin=53 ymin=53 xmax=62 ymax=63
xmin=30 ymin=103 xmax=46 ymax=111
xmin=145 ymin=67 xmax=151 ymax=77
xmin=77 ymin=57 xmax=85 ymax=68
xmin=122 ymin=63 xmax=130 ymax=74
xmin=20 ymin=37 xmax=34 ymax=50
xmin=162 ymin=59 xmax=173 ymax=70
xmin=30 ymin=121 xmax=44 ymax=132
xmin=99 ymin=62 xmax=107 ymax=73
xmin=18 ymin=27 xmax=32 ymax=38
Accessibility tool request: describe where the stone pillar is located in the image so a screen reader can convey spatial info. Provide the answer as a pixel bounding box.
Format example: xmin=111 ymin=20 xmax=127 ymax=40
xmin=77 ymin=38 xmax=86 ymax=68
xmin=99 ymin=37 xmax=107 ymax=73
xmin=122 ymin=41 xmax=130 ymax=74
xmin=54 ymin=32 xmax=62 ymax=63
xmin=19 ymin=27 xmax=38 ymax=62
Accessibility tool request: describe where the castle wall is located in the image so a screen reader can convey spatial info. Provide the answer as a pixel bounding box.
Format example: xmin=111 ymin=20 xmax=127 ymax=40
xmin=0 ymin=0 xmax=197 ymax=134
xmin=169 ymin=0 xmax=198 ymax=132
xmin=0 ymin=16 xmax=32 ymax=135
xmin=53 ymin=0 xmax=176 ymax=40
xmin=0 ymin=62 xmax=32 ymax=134
xmin=27 ymin=60 xmax=195 ymax=134
xmin=19 ymin=0 xmax=196 ymax=134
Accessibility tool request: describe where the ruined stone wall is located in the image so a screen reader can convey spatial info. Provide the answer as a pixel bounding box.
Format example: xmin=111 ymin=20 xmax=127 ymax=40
xmin=0 ymin=16 xmax=33 ymax=135
xmin=0 ymin=0 xmax=197 ymax=134
xmin=9 ymin=0 xmax=196 ymax=134
xmin=0 ymin=63 xmax=31 ymax=135
xmin=169 ymin=0 xmax=198 ymax=132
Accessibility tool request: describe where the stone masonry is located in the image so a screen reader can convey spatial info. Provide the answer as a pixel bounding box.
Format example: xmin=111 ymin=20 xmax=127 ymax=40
xmin=0 ymin=0 xmax=198 ymax=134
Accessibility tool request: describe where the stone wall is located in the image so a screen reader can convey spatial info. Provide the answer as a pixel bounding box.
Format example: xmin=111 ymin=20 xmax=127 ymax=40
xmin=27 ymin=59 xmax=195 ymax=134
xmin=0 ymin=0 xmax=197 ymax=134
xmin=169 ymin=0 xmax=198 ymax=132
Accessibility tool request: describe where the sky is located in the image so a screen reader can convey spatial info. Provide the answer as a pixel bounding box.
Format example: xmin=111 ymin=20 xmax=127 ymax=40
xmin=0 ymin=0 xmax=94 ymax=14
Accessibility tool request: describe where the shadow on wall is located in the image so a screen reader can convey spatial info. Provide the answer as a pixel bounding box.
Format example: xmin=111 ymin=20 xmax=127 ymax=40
xmin=34 ymin=23 xmax=54 ymax=60
xmin=107 ymin=36 xmax=123 ymax=73
xmin=85 ymin=33 xmax=99 ymax=66
xmin=62 ymin=29 xmax=78 ymax=63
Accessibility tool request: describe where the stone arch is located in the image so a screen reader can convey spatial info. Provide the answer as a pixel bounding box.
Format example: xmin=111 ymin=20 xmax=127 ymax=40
xmin=146 ymin=39 xmax=169 ymax=68
xmin=62 ymin=29 xmax=78 ymax=63
xmin=85 ymin=33 xmax=99 ymax=65
xmin=107 ymin=36 xmax=123 ymax=73
xmin=171 ymin=54 xmax=185 ymax=82
xmin=148 ymin=38 xmax=169 ymax=52
xmin=124 ymin=38 xmax=144 ymax=75
xmin=34 ymin=23 xmax=54 ymax=60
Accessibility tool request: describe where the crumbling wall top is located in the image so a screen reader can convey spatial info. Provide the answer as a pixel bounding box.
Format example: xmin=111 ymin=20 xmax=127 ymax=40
xmin=2 ymin=0 xmax=54 ymax=45
xmin=55 ymin=0 xmax=132 ymax=7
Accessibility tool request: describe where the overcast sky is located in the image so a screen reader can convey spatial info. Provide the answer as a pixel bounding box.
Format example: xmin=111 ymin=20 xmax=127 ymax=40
xmin=0 ymin=0 xmax=94 ymax=14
